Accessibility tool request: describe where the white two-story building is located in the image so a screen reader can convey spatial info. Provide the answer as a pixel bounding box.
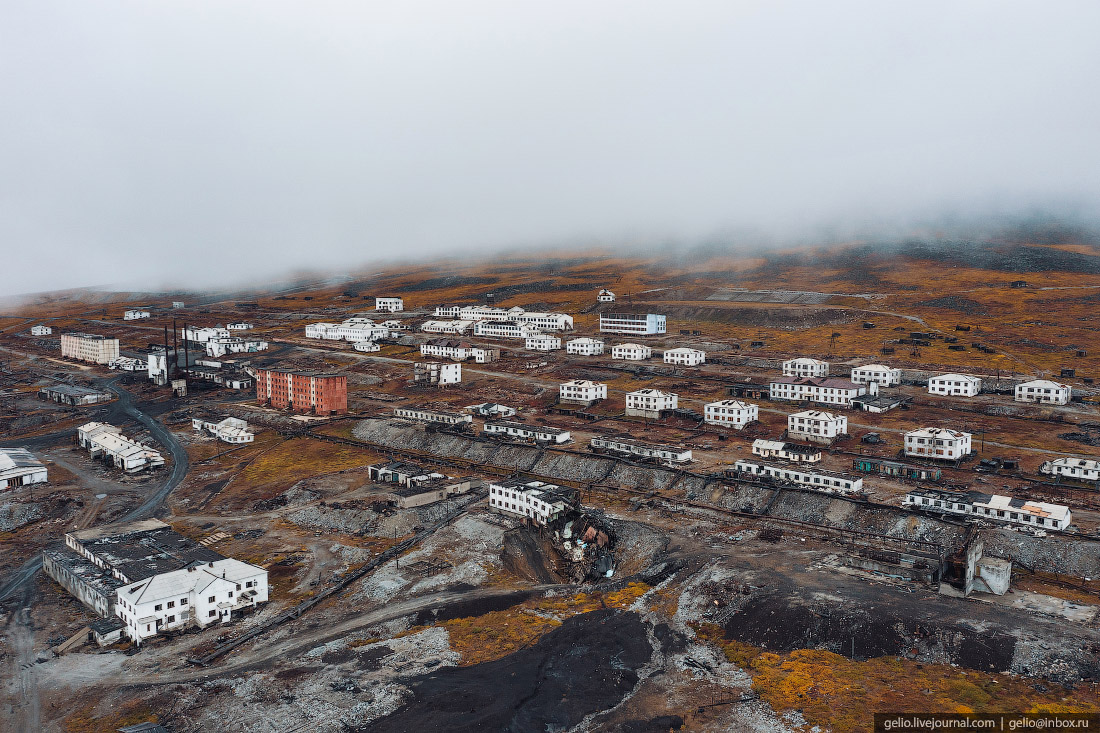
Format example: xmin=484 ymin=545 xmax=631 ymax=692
xmin=768 ymin=377 xmax=875 ymax=407
xmin=625 ymin=389 xmax=677 ymax=418
xmin=928 ymin=374 xmax=982 ymax=397
xmin=782 ymin=358 xmax=829 ymax=378
xmin=787 ymin=410 xmax=847 ymax=444
xmin=1039 ymin=457 xmax=1100 ymax=483
xmin=612 ymin=343 xmax=652 ymax=361
xmin=375 ymin=297 xmax=404 ymax=312
xmin=663 ymin=348 xmax=706 ymax=366
xmin=850 ymin=364 xmax=901 ymax=387
xmin=904 ymin=427 xmax=973 ymax=461
xmin=1014 ymin=379 xmax=1071 ymax=405
xmin=525 ymin=335 xmax=563 ymax=351
xmin=566 ymin=338 xmax=605 ymax=356
xmin=703 ymin=400 xmax=758 ymax=429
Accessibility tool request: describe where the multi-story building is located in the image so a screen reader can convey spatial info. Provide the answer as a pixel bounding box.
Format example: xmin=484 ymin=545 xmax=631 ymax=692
xmin=393 ymin=407 xmax=472 ymax=426
xmin=904 ymin=489 xmax=1070 ymax=532
xmin=850 ymin=364 xmax=901 ymax=387
xmin=205 ymin=337 xmax=268 ymax=358
xmin=513 ymin=312 xmax=574 ymax=331
xmin=782 ymin=358 xmax=829 ymax=377
xmin=123 ymin=310 xmax=151 ymax=320
xmin=1014 ymin=379 xmax=1071 ymax=405
xmin=589 ymin=436 xmax=692 ymax=463
xmin=375 ymin=297 xmax=404 ymax=312
xmin=305 ymin=322 xmax=339 ymax=339
xmin=226 ymin=322 xmax=253 ymax=330
xmin=61 ymin=333 xmax=120 ymax=364
xmin=599 ymin=313 xmax=666 ymax=335
xmin=472 ymin=320 xmax=538 ymax=339
xmin=559 ymin=379 xmax=607 ymax=405
xmin=663 ymin=347 xmax=706 ymax=366
xmin=488 ymin=480 xmax=574 ymax=525
xmin=1039 ymin=457 xmax=1100 ymax=483
xmin=704 ymin=400 xmax=758 ymax=429
xmin=77 ymin=423 xmax=164 ymax=472
xmin=751 ymin=439 xmax=822 ymax=463
xmin=768 ymin=377 xmax=874 ymax=407
xmin=597 ymin=289 xmax=616 ymax=302
xmin=414 ymin=361 xmax=462 ymax=386
xmin=421 ymin=338 xmax=476 ymax=361
xmin=192 ymin=417 xmax=254 ymax=444
xmin=928 ymin=374 xmax=982 ymax=397
xmin=483 ymin=421 xmax=572 ymax=444
xmin=254 ymin=368 xmax=348 ymax=414
xmin=787 ymin=410 xmax=847 ymax=444
xmin=904 ymin=427 xmax=972 ymax=461
xmin=734 ymin=460 xmax=863 ymax=493
xmin=419 ymin=320 xmax=476 ymax=335
xmin=611 ymin=343 xmax=652 ymax=361
xmin=30 ymin=325 xmax=52 ymax=336
xmin=305 ymin=320 xmax=388 ymax=342
xmin=0 ymin=448 xmax=48 ymax=491
xmin=525 ymin=335 xmax=562 ymax=351
xmin=625 ymin=388 xmax=677 ymax=418
xmin=183 ymin=326 xmax=230 ymax=343
xmin=566 ymin=337 xmax=605 ymax=356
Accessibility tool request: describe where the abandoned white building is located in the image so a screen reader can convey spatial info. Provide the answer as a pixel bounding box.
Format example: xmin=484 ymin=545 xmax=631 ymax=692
xmin=467 ymin=402 xmax=517 ymax=418
xmin=598 ymin=289 xmax=616 ymax=302
xmin=1039 ymin=457 xmax=1100 ymax=482
xmin=904 ymin=427 xmax=973 ymax=461
xmin=172 ymin=301 xmax=185 ymax=308
xmin=183 ymin=326 xmax=231 ymax=342
xmin=483 ymin=420 xmax=572 ymax=444
xmin=768 ymin=377 xmax=875 ymax=407
xmin=38 ymin=384 xmax=112 ymax=406
xmin=192 ymin=417 xmax=254 ymax=444
xmin=205 ymin=337 xmax=268 ymax=358
xmin=751 ymin=439 xmax=822 ymax=463
xmin=599 ymin=313 xmax=666 ymax=335
xmin=703 ymin=400 xmax=758 ymax=429
xmin=589 ymin=436 xmax=692 ymax=463
xmin=734 ymin=460 xmax=863 ymax=494
xmin=850 ymin=364 xmax=901 ymax=387
xmin=226 ymin=322 xmax=253 ymax=330
xmin=419 ymin=320 xmax=477 ymax=335
xmin=782 ymin=358 xmax=829 ymax=378
xmin=566 ymin=337 xmax=605 ymax=356
xmin=625 ymin=388 xmax=678 ymax=418
xmin=904 ymin=489 xmax=1071 ymax=531
xmin=525 ymin=335 xmax=563 ymax=351
xmin=786 ymin=410 xmax=848 ymax=445
xmin=354 ymin=341 xmax=381 ymax=352
xmin=305 ymin=320 xmax=388 ymax=342
xmin=413 ymin=361 xmax=462 ymax=386
xmin=61 ymin=333 xmax=120 ymax=365
xmin=77 ymin=423 xmax=164 ymax=472
xmin=369 ymin=461 xmax=446 ymax=486
xmin=513 ymin=312 xmax=574 ymax=331
xmin=559 ymin=379 xmax=607 ymax=405
xmin=0 ymin=448 xmax=48 ymax=491
xmin=420 ymin=338 xmax=490 ymax=361
xmin=611 ymin=343 xmax=652 ymax=361
xmin=375 ymin=297 xmax=404 ymax=312
xmin=489 ymin=480 xmax=575 ymax=526
xmin=123 ymin=310 xmax=151 ymax=320
xmin=472 ymin=320 xmax=539 ymax=340
xmin=109 ymin=356 xmax=146 ymax=372
xmin=928 ymin=373 xmax=982 ymax=397
xmin=663 ymin=347 xmax=706 ymax=366
xmin=1014 ymin=379 xmax=1071 ymax=405
xmin=31 ymin=324 xmax=52 ymax=336
xmin=393 ymin=407 xmax=472 ymax=425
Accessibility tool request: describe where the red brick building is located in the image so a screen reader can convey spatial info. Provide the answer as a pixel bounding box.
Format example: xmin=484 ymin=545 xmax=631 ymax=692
xmin=254 ymin=368 xmax=347 ymax=415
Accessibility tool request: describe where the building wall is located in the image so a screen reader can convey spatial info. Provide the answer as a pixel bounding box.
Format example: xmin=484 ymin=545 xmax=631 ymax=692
xmin=255 ymin=370 xmax=348 ymax=414
xmin=61 ymin=334 xmax=120 ymax=364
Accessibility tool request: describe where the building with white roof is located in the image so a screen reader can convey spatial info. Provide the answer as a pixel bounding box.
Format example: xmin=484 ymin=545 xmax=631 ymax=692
xmin=734 ymin=460 xmax=863 ymax=494
xmin=560 ymin=380 xmax=607 ymax=405
xmin=928 ymin=373 xmax=982 ymax=397
xmin=703 ymin=400 xmax=758 ymax=429
xmin=483 ymin=421 xmax=571 ymax=444
xmin=600 ymin=313 xmax=666 ymax=335
xmin=354 ymin=341 xmax=381 ymax=352
xmin=489 ymin=480 xmax=574 ymax=525
xmin=513 ymin=312 xmax=574 ymax=331
xmin=473 ymin=321 xmax=540 ymax=340
xmin=192 ymin=417 xmax=254 ymax=444
xmin=625 ymin=388 xmax=677 ymax=418
xmin=0 ymin=448 xmax=48 ymax=491
xmin=566 ymin=337 xmax=605 ymax=356
xmin=904 ymin=427 xmax=972 ymax=461
xmin=183 ymin=326 xmax=231 ymax=343
xmin=768 ymin=377 xmax=875 ymax=407
xmin=904 ymin=489 xmax=1070 ymax=532
xmin=226 ymin=322 xmax=253 ymax=330
xmin=420 ymin=320 xmax=476 ymax=335
xmin=787 ymin=410 xmax=847 ymax=444
xmin=525 ymin=335 xmax=563 ymax=351
xmin=30 ymin=324 xmax=52 ymax=336
xmin=589 ymin=436 xmax=692 ymax=464
xmin=77 ymin=423 xmax=165 ymax=472
xmin=205 ymin=337 xmax=268 ymax=358
xmin=782 ymin=358 xmax=829 ymax=378
xmin=1040 ymin=457 xmax=1100 ymax=483
xmin=1014 ymin=379 xmax=1071 ymax=405
xmin=598 ymin=289 xmax=615 ymax=302
xmin=123 ymin=310 xmax=151 ymax=320
xmin=611 ymin=343 xmax=652 ymax=361
xmin=751 ymin=440 xmax=822 ymax=463
xmin=850 ymin=364 xmax=901 ymax=387
xmin=663 ymin=347 xmax=706 ymax=366
xmin=393 ymin=407 xmax=472 ymax=425
xmin=375 ymin=297 xmax=404 ymax=312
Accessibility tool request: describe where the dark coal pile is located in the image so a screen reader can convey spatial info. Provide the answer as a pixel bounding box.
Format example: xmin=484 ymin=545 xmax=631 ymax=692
xmin=369 ymin=610 xmax=652 ymax=733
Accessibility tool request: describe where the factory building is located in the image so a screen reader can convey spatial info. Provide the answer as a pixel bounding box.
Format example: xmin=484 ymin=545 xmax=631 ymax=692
xmin=0 ymin=448 xmax=48 ymax=491
xmin=733 ymin=460 xmax=863 ymax=493
xmin=77 ymin=423 xmax=164 ymax=472
xmin=589 ymin=436 xmax=692 ymax=463
xmin=904 ymin=489 xmax=1070 ymax=531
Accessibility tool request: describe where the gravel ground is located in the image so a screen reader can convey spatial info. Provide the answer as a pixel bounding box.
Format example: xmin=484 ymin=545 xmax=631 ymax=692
xmin=0 ymin=501 xmax=43 ymax=532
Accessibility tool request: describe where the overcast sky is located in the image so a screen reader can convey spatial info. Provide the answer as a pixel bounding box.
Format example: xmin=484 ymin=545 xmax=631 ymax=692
xmin=3 ymin=1 xmax=1099 ymax=294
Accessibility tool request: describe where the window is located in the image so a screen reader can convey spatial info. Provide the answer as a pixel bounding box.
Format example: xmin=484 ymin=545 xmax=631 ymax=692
xmin=181 ymin=598 xmax=188 ymax=606
xmin=155 ymin=604 xmax=162 ymax=611
xmin=168 ymin=601 xmax=175 ymax=608
xmin=167 ymin=615 xmax=176 ymax=623
xmin=228 ymin=592 xmax=234 ymax=598
xmin=209 ymin=610 xmax=217 ymax=618
xmin=236 ymin=584 xmax=242 ymax=591
xmin=209 ymin=596 xmax=216 ymax=603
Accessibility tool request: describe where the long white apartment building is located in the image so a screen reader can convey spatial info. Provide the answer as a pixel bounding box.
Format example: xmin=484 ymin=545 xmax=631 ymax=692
xmin=566 ymin=337 xmax=605 ymax=356
xmin=904 ymin=427 xmax=972 ymax=461
xmin=703 ymin=400 xmax=758 ymax=429
xmin=489 ymin=480 xmax=573 ymax=526
xmin=483 ymin=420 xmax=572 ymax=444
xmin=663 ymin=347 xmax=706 ymax=366
xmin=734 ymin=460 xmax=863 ymax=494
xmin=625 ymin=388 xmax=677 ymax=418
xmin=61 ymin=333 xmax=120 ymax=365
xmin=420 ymin=338 xmax=498 ymax=362
xmin=1015 ymin=379 xmax=1071 ymax=405
xmin=77 ymin=423 xmax=164 ymax=472
xmin=560 ymin=380 xmax=607 ymax=405
xmin=752 ymin=439 xmax=822 ymax=463
xmin=473 ymin=321 xmax=539 ymax=340
xmin=514 ymin=312 xmax=574 ymax=331
xmin=432 ymin=306 xmax=573 ymax=331
xmin=787 ymin=410 xmax=847 ymax=444
xmin=420 ymin=320 xmax=476 ymax=335
xmin=928 ymin=373 xmax=982 ymax=397
xmin=768 ymin=377 xmax=875 ymax=406
xmin=375 ymin=297 xmax=404 ymax=312
xmin=600 ymin=313 xmax=666 ymax=335
xmin=393 ymin=407 xmax=472 ymax=425
xmin=1040 ymin=457 xmax=1100 ymax=482
xmin=782 ymin=358 xmax=829 ymax=378
xmin=413 ymin=361 xmax=462 ymax=386
xmin=192 ymin=417 xmax=254 ymax=444
xmin=0 ymin=448 xmax=48 ymax=491
xmin=183 ymin=326 xmax=231 ymax=342
xmin=123 ymin=310 xmax=151 ymax=320
xmin=904 ymin=489 xmax=1070 ymax=532
xmin=304 ymin=320 xmax=388 ymax=342
xmin=226 ymin=322 xmax=253 ymax=330
xmin=526 ymin=335 xmax=562 ymax=351
xmin=612 ymin=343 xmax=652 ymax=361
xmin=850 ymin=364 xmax=901 ymax=387
xmin=590 ymin=436 xmax=692 ymax=464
